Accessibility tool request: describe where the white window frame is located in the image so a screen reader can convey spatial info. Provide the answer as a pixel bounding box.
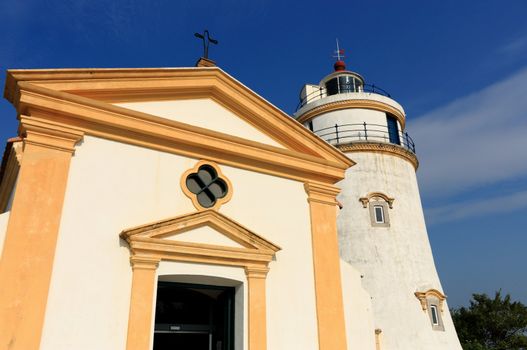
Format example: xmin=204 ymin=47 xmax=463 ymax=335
xmin=430 ymin=304 xmax=439 ymax=326
xmin=373 ymin=205 xmax=385 ymax=223
xmin=367 ymin=200 xmax=390 ymax=227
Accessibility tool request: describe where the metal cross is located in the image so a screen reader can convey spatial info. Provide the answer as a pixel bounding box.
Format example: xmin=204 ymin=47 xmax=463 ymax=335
xmin=194 ymin=30 xmax=218 ymax=59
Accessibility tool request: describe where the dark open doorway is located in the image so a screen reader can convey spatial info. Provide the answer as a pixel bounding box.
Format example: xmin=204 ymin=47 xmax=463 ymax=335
xmin=153 ymin=282 xmax=235 ymax=350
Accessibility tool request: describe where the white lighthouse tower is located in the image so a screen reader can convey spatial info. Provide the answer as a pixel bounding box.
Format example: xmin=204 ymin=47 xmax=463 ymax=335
xmin=294 ymin=52 xmax=463 ymax=349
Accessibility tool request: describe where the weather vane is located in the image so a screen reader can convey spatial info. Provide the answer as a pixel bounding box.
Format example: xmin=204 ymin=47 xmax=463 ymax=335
xmin=194 ymin=30 xmax=218 ymax=59
xmin=333 ymin=38 xmax=345 ymax=61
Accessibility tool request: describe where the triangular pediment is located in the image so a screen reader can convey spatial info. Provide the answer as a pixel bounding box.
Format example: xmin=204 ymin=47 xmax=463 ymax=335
xmin=164 ymin=225 xmax=245 ymax=249
xmin=5 ymin=67 xmax=354 ymax=184
xmin=120 ymin=209 xmax=280 ymax=254
xmin=114 ymin=98 xmax=286 ymax=149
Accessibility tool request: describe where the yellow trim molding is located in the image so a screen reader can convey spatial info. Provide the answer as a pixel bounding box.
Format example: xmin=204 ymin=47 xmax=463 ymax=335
xmin=0 ymin=117 xmax=83 ymax=350
xmin=8 ymin=84 xmax=353 ymax=184
xmin=296 ymin=99 xmax=406 ymax=130
xmin=360 ymin=192 xmax=395 ymax=209
xmin=337 ymin=142 xmax=419 ymax=170
xmin=180 ymin=160 xmax=233 ymax=211
xmin=415 ymin=289 xmax=447 ymax=312
xmin=5 ymin=67 xmax=353 ymax=174
xmin=120 ymin=209 xmax=281 ymax=350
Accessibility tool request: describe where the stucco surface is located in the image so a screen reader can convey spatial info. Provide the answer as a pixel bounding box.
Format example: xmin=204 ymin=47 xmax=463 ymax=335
xmin=340 ymin=259 xmax=376 ymax=350
xmin=337 ymin=151 xmax=462 ymax=350
xmin=116 ymin=99 xmax=285 ymax=148
xmin=165 ymin=225 xmax=245 ymax=248
xmin=41 ymin=134 xmax=320 ymax=350
xmin=220 ymin=164 xmax=320 ymax=350
xmin=295 ymin=90 xmax=405 ymax=119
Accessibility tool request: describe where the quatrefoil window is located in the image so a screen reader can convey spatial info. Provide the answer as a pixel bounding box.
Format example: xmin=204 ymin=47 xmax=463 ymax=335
xmin=183 ymin=162 xmax=231 ymax=210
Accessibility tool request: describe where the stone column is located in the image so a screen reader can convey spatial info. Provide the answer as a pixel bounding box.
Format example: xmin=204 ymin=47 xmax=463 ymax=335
xmin=0 ymin=116 xmax=83 ymax=350
xmin=304 ymin=182 xmax=348 ymax=350
xmin=125 ymin=256 xmax=160 ymax=350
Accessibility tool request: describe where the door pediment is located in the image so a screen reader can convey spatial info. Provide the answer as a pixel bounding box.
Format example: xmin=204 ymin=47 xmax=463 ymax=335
xmin=120 ymin=210 xmax=281 ymax=267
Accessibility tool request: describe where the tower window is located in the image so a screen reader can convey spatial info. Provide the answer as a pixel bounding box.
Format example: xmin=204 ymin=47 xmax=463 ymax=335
xmin=415 ymin=289 xmax=446 ymax=331
xmin=374 ymin=205 xmax=385 ymax=223
xmin=359 ymin=192 xmax=394 ymax=228
xmin=430 ymin=305 xmax=439 ymax=325
xmin=325 ymin=75 xmax=363 ymax=96
xmin=368 ymin=201 xmax=389 ymax=227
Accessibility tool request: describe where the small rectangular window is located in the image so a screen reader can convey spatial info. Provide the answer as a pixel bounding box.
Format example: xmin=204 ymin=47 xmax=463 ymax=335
xmin=374 ymin=205 xmax=384 ymax=223
xmin=430 ymin=305 xmax=439 ymax=325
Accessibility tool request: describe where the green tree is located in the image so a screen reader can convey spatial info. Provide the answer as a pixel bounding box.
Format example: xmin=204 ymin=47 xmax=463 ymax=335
xmin=451 ymin=291 xmax=527 ymax=350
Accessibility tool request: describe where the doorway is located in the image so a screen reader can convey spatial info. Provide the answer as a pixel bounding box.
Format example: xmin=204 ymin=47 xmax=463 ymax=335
xmin=153 ymin=282 xmax=235 ymax=350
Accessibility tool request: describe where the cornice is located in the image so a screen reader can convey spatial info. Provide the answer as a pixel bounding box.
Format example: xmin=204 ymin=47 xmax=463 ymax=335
xmin=19 ymin=115 xmax=84 ymax=154
xmin=5 ymin=67 xmax=353 ymax=168
xmin=304 ymin=182 xmax=341 ymax=206
xmin=336 ymin=142 xmax=419 ymax=170
xmin=14 ymin=84 xmax=348 ymax=183
xmin=4 ymin=69 xmax=356 ymax=184
xmin=296 ymin=99 xmax=406 ymax=130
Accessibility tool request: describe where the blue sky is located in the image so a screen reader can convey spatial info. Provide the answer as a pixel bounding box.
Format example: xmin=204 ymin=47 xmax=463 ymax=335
xmin=1 ymin=0 xmax=526 ymax=307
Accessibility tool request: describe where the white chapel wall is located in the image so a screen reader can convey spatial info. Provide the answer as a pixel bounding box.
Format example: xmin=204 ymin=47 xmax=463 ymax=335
xmin=40 ymin=134 xmax=319 ymax=350
xmin=220 ymin=163 xmax=320 ymax=350
xmin=340 ymin=259 xmax=376 ymax=350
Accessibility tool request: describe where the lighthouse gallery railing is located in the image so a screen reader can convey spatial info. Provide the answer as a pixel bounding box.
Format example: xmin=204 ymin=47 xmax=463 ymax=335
xmin=312 ymin=122 xmax=416 ymax=154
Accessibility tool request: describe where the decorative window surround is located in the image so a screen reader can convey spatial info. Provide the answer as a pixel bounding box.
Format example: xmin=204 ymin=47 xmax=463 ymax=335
xmin=181 ymin=160 xmax=233 ymax=211
xmin=359 ymin=192 xmax=394 ymax=209
xmin=359 ymin=192 xmax=394 ymax=227
xmin=415 ymin=289 xmax=447 ymax=331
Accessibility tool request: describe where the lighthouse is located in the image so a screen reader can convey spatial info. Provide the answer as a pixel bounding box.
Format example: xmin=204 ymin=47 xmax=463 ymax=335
xmin=293 ymin=51 xmax=463 ymax=349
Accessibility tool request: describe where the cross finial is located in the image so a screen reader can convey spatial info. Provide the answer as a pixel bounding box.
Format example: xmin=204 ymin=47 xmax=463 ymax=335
xmin=194 ymin=30 xmax=218 ymax=59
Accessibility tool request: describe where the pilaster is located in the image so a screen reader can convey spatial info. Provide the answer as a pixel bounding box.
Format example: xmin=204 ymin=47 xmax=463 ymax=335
xmin=245 ymin=265 xmax=269 ymax=350
xmin=125 ymin=256 xmax=160 ymax=350
xmin=0 ymin=115 xmax=83 ymax=350
xmin=304 ymin=182 xmax=348 ymax=350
